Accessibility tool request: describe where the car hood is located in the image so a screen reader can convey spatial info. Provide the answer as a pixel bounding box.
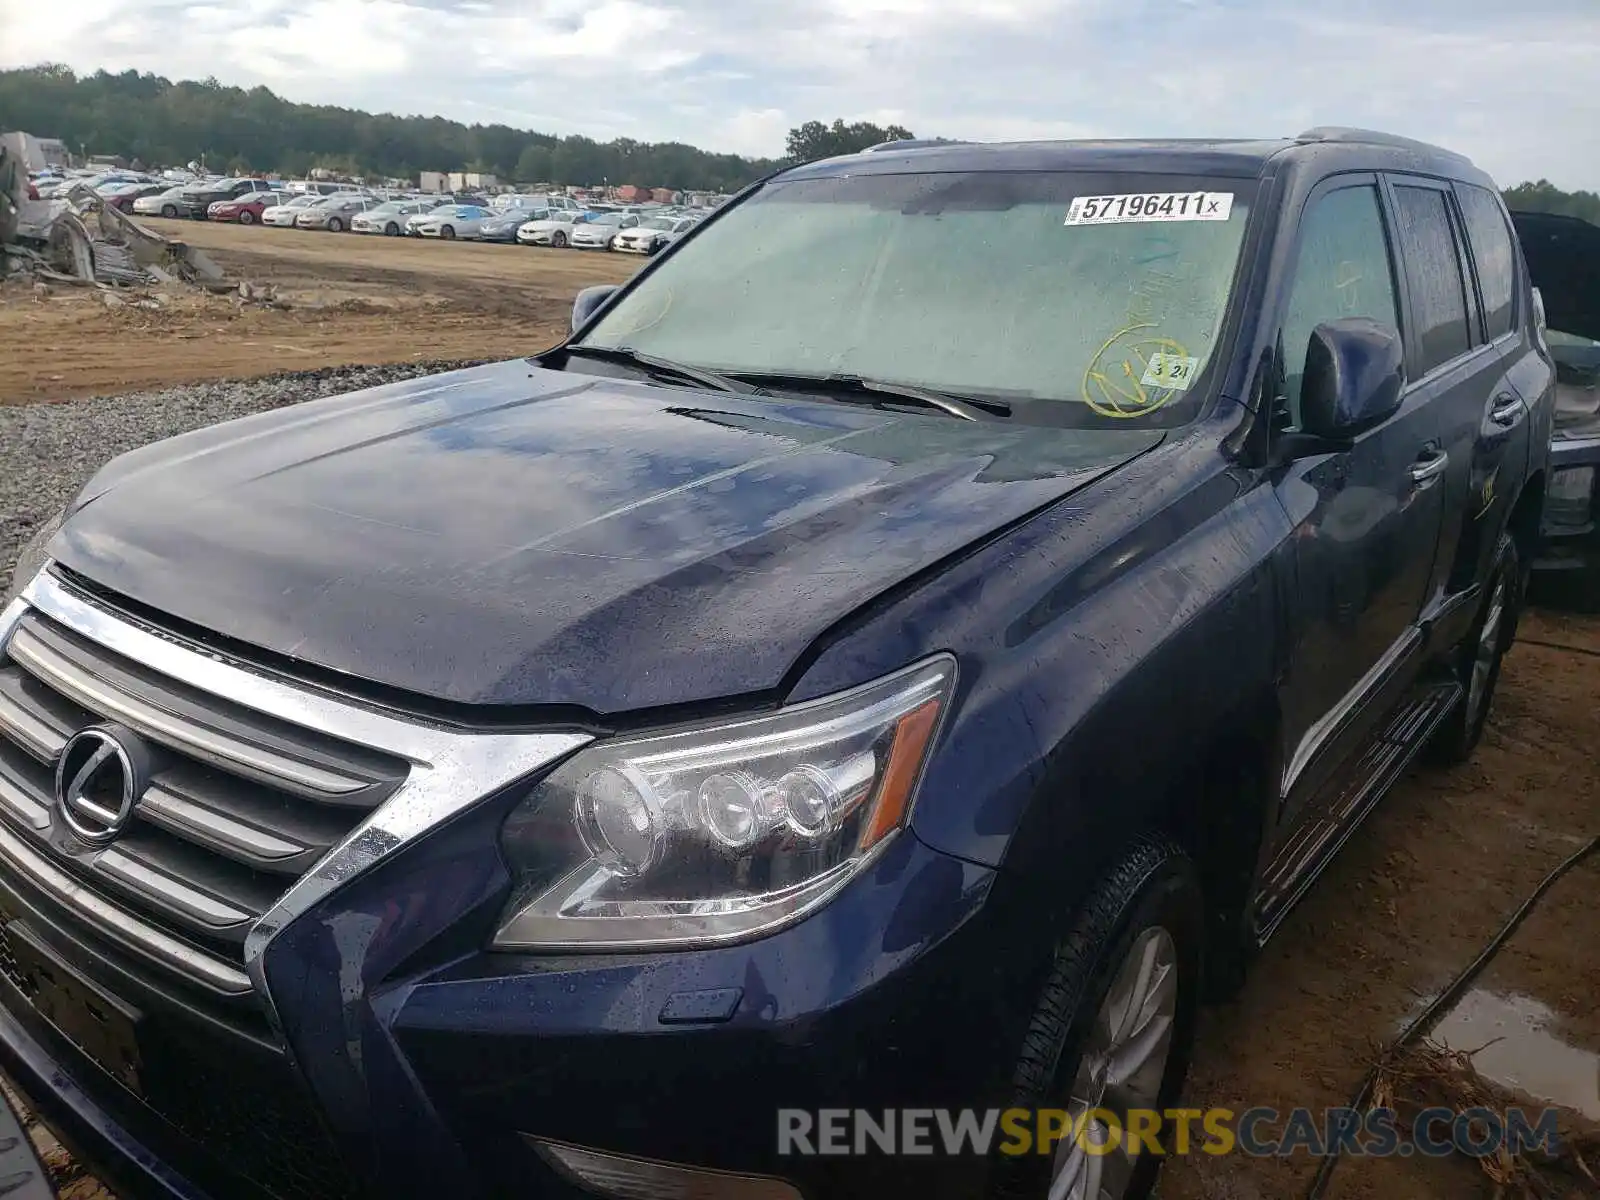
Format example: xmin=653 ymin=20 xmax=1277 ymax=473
xmin=50 ymin=361 xmax=1161 ymax=713
xmin=1510 ymin=210 xmax=1600 ymax=343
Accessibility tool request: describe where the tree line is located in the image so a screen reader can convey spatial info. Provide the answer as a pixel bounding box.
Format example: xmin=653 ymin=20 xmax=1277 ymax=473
xmin=1502 ymin=179 xmax=1600 ymax=226
xmin=0 ymin=65 xmax=790 ymax=191
xmin=10 ymin=65 xmax=1597 ymax=216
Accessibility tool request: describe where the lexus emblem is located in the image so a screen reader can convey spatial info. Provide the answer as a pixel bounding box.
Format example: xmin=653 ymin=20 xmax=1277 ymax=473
xmin=54 ymin=725 xmax=151 ymax=846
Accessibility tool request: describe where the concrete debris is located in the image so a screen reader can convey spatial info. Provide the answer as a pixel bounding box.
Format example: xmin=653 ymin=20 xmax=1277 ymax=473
xmin=2 ymin=132 xmax=231 ymax=297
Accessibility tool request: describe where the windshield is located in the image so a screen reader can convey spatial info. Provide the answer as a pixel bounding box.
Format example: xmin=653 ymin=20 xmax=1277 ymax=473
xmin=589 ymin=213 xmax=625 ymax=227
xmin=641 ymin=218 xmax=675 ymax=231
xmin=577 ymin=171 xmax=1255 ymax=427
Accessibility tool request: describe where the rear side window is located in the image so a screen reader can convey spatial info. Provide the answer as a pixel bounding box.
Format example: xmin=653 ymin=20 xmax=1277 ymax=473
xmin=1391 ymin=185 xmax=1472 ymax=373
xmin=1280 ymin=185 xmax=1401 ymax=427
xmin=1457 ymin=185 xmax=1517 ymax=340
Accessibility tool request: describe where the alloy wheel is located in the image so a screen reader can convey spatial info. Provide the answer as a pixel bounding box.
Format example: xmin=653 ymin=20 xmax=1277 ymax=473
xmin=1050 ymin=927 xmax=1177 ymax=1200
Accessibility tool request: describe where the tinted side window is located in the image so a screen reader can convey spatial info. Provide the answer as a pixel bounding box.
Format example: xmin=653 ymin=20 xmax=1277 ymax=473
xmin=1457 ymin=185 xmax=1517 ymax=340
xmin=1281 ymin=185 xmax=1401 ymax=427
xmin=1392 ymin=185 xmax=1472 ymax=372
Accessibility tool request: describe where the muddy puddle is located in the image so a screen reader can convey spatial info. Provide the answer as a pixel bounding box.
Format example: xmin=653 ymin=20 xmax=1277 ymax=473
xmin=1426 ymin=988 xmax=1600 ymax=1119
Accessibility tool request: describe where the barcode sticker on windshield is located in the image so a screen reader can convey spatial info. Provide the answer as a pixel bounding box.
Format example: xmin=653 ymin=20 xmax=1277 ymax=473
xmin=1065 ymin=192 xmax=1234 ymax=225
xmin=1138 ymin=352 xmax=1200 ymax=390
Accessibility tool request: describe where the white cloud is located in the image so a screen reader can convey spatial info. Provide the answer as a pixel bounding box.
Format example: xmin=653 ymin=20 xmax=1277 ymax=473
xmin=1 ymin=0 xmax=1597 ymax=186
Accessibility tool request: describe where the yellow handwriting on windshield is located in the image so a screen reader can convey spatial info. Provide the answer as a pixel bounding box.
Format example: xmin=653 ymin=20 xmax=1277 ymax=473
xmin=1082 ymin=323 xmax=1193 ymax=419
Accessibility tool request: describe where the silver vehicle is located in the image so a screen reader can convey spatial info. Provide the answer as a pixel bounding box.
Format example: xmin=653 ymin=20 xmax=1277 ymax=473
xmin=612 ymin=215 xmax=699 ymax=256
xmin=261 ymin=194 xmax=324 ymax=227
xmin=295 ymin=194 xmax=373 ymax=232
xmin=410 ymin=205 xmax=494 ymax=240
xmin=568 ymin=212 xmax=640 ymax=250
xmin=132 ymin=184 xmax=199 ymax=219
xmin=351 ymin=200 xmax=438 ymax=237
xmin=515 ymin=209 xmax=589 ymax=247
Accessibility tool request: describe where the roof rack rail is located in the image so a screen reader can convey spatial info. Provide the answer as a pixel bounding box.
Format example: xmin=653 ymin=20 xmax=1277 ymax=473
xmin=1294 ymin=126 xmax=1473 ymax=164
xmin=862 ymin=138 xmax=964 ymax=153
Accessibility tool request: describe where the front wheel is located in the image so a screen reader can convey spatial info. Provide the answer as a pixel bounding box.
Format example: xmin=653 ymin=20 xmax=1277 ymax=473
xmin=238 ymin=210 xmax=255 ymax=225
xmin=385 ymin=222 xmax=399 ymax=236
xmin=161 ymin=204 xmax=178 ymax=218
xmin=551 ymin=230 xmax=568 ymax=248
xmin=327 ymin=217 xmax=344 ymax=232
xmin=991 ymin=839 xmax=1202 ymax=1200
xmin=1427 ymin=531 xmax=1521 ymax=765
xmin=440 ymin=225 xmax=455 ymax=240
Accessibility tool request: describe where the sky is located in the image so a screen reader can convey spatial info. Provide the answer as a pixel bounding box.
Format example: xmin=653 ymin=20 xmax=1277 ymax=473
xmin=3 ymin=0 xmax=1599 ymax=189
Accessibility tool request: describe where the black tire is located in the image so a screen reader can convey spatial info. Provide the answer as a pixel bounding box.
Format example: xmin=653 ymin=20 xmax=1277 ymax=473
xmin=326 ymin=217 xmax=344 ymax=233
xmin=440 ymin=225 xmax=455 ymax=240
xmin=238 ymin=210 xmax=255 ymax=225
xmin=385 ymin=222 xmax=399 ymax=236
xmin=551 ymin=230 xmax=568 ymax=248
xmin=991 ymin=838 xmax=1203 ymax=1200
xmin=1427 ymin=531 xmax=1520 ymax=765
xmin=161 ymin=204 xmax=177 ymax=218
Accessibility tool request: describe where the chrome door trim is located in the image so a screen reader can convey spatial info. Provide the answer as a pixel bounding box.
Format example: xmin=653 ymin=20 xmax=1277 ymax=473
xmin=1280 ymin=624 xmax=1423 ymax=801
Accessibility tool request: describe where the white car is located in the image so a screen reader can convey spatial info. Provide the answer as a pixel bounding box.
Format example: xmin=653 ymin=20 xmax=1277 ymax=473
xmin=409 ymin=205 xmax=494 ymax=240
xmin=261 ymin=194 xmax=324 ymax=226
xmin=132 ymin=184 xmax=197 ymax=219
xmin=569 ymin=212 xmax=640 ymax=250
xmin=351 ymin=200 xmax=438 ymax=236
xmin=405 ymin=205 xmax=460 ymax=236
xmin=612 ymin=216 xmax=699 ymax=256
xmin=515 ymin=210 xmax=589 ymax=248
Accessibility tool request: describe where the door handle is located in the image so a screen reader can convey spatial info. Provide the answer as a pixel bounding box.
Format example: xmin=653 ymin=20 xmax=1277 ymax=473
xmin=1489 ymin=392 xmax=1522 ymax=427
xmin=1409 ymin=449 xmax=1449 ymax=487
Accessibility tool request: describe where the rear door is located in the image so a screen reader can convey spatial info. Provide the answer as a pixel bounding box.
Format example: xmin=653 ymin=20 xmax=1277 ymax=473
xmin=1442 ymin=183 xmax=1538 ymax=592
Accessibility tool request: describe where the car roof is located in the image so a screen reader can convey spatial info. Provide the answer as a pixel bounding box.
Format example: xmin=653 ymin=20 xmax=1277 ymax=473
xmin=778 ymin=128 xmax=1498 ymax=189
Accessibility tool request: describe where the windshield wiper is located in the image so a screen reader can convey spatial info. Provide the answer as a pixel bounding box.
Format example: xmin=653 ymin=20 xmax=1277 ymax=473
xmin=561 ymin=344 xmax=756 ymax=395
xmin=727 ymin=372 xmax=1011 ymax=421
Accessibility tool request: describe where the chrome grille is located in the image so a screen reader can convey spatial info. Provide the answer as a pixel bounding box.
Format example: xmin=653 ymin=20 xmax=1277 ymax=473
xmin=0 ymin=608 xmax=407 ymax=986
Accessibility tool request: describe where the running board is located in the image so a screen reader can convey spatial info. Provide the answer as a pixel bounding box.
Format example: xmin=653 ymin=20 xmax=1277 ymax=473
xmin=1252 ymin=680 xmax=1462 ymax=947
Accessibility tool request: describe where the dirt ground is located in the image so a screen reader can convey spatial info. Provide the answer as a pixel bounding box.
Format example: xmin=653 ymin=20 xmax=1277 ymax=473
xmin=1 ymin=217 xmax=1597 ymax=1198
xmin=0 ymin=217 xmax=641 ymax=403
xmin=1160 ymin=610 xmax=1600 ymax=1200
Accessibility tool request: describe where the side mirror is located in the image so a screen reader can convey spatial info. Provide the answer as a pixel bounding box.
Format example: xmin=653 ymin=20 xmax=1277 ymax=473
xmin=1299 ymin=317 xmax=1405 ymax=441
xmin=571 ymin=284 xmax=619 ymax=334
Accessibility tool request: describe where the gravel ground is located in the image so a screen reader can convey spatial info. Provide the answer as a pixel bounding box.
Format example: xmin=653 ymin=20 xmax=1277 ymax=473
xmin=0 ymin=360 xmax=489 ymax=584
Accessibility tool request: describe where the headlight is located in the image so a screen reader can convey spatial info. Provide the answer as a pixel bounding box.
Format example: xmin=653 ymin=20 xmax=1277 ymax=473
xmin=491 ymin=655 xmax=954 ymax=950
xmin=4 ymin=507 xmax=65 ymax=608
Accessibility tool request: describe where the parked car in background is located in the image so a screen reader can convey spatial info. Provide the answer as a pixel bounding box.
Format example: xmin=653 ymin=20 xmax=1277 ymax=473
xmin=178 ymin=178 xmax=275 ymax=219
xmin=295 ymin=194 xmax=373 ymax=231
xmin=405 ymin=205 xmax=456 ymax=236
xmin=475 ymin=209 xmax=534 ymax=243
xmin=0 ymin=130 xmax=1558 ymax=1200
xmin=132 ymin=184 xmax=202 ymax=219
xmin=515 ymin=209 xmax=590 ymax=248
xmin=207 ymin=190 xmax=289 ymax=225
xmin=569 ymin=211 xmax=639 ymax=249
xmin=410 ymin=204 xmax=493 ymax=239
xmin=1512 ymin=209 xmax=1600 ymax=608
xmin=261 ymin=194 xmax=322 ymax=226
xmin=351 ymin=199 xmax=438 ymax=236
xmin=612 ymin=215 xmax=698 ymax=255
xmin=97 ymin=181 xmax=168 ymax=213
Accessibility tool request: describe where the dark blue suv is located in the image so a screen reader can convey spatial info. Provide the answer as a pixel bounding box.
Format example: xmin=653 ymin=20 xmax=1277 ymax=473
xmin=0 ymin=129 xmax=1556 ymax=1200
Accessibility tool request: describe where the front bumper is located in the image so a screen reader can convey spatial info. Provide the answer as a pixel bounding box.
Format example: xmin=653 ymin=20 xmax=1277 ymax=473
xmin=1 ymin=822 xmax=1016 ymax=1200
xmin=0 ymin=579 xmax=1039 ymax=1200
